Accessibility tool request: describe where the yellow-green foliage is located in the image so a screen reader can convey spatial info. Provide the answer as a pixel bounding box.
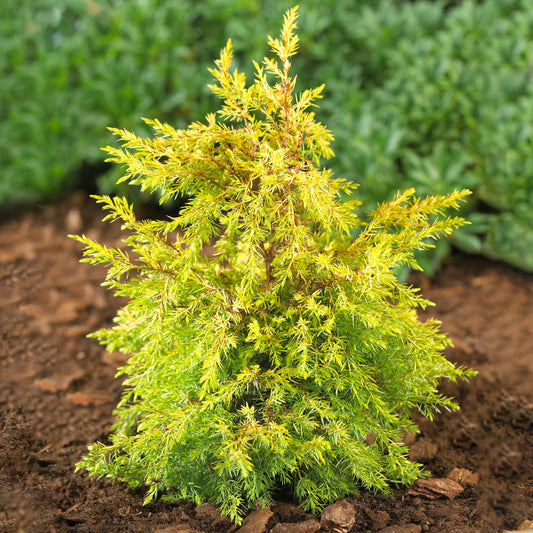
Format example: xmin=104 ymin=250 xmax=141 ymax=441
xmin=72 ymin=8 xmax=474 ymax=523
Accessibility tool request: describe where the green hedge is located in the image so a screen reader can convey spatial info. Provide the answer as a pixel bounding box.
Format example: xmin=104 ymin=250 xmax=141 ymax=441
xmin=2 ymin=0 xmax=533 ymax=272
xmin=337 ymin=0 xmax=533 ymax=273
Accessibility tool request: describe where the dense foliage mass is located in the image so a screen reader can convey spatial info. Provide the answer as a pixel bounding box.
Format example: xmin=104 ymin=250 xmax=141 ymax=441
xmin=73 ymin=9 xmax=474 ymax=522
xmin=2 ymin=0 xmax=533 ymax=272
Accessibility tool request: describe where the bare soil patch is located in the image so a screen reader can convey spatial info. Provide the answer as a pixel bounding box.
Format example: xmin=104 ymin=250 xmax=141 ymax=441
xmin=1 ymin=193 xmax=532 ymax=532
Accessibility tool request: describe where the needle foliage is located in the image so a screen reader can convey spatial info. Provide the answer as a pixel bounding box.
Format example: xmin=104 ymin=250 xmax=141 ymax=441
xmin=72 ymin=7 xmax=474 ymax=523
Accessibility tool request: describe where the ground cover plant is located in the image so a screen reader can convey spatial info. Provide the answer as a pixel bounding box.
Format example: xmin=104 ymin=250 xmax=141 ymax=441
xmin=71 ymin=9 xmax=476 ymax=522
xmin=342 ymin=0 xmax=533 ymax=274
xmin=3 ymin=0 xmax=379 ymax=206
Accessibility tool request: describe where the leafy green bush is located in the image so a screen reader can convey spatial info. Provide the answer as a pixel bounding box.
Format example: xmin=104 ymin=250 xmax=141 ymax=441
xmin=0 ymin=0 xmax=276 ymax=204
xmin=72 ymin=9 xmax=474 ymax=522
xmin=1 ymin=0 xmax=374 ymax=205
xmin=334 ymin=0 xmax=533 ymax=272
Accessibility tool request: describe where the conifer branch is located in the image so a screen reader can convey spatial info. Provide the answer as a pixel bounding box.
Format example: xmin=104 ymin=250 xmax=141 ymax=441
xmin=72 ymin=7 xmax=475 ymax=524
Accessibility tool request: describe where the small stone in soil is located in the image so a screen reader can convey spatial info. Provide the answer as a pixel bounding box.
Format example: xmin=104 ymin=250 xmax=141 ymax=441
xmin=408 ymin=478 xmax=464 ymax=500
xmin=320 ymin=499 xmax=356 ymax=532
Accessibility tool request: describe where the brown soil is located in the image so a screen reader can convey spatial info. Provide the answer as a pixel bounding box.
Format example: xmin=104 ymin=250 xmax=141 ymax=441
xmin=1 ymin=193 xmax=532 ymax=533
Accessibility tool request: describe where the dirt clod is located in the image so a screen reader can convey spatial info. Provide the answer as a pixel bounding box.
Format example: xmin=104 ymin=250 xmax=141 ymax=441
xmin=195 ymin=502 xmax=232 ymax=528
xmin=408 ymin=438 xmax=438 ymax=463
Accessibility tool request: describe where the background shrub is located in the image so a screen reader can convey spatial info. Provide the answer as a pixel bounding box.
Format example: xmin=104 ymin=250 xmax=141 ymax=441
xmin=2 ymin=0 xmax=532 ymax=271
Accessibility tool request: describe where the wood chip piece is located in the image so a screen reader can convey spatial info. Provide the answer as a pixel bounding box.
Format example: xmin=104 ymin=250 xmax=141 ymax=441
xmin=67 ymin=392 xmax=115 ymax=407
xmin=503 ymin=519 xmax=533 ymax=533
xmin=236 ymin=508 xmax=273 ymax=533
xmin=270 ymin=519 xmax=321 ymax=533
xmin=35 ymin=367 xmax=84 ymax=393
xmin=408 ymin=478 xmax=464 ymax=500
xmin=447 ymin=467 xmax=479 ymax=488
xmin=320 ymin=499 xmax=356 ymax=533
